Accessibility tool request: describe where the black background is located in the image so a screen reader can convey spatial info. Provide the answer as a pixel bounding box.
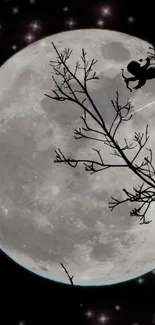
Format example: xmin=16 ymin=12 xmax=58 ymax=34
xmin=0 ymin=0 xmax=155 ymax=324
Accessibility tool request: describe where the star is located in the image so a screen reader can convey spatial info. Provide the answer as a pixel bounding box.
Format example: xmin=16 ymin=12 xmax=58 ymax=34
xmin=97 ymin=19 xmax=104 ymax=27
xmin=11 ymin=44 xmax=17 ymax=50
xmin=63 ymin=6 xmax=68 ymax=12
xmin=128 ymin=16 xmax=135 ymax=23
xmin=65 ymin=18 xmax=76 ymax=28
xmin=137 ymin=277 xmax=144 ymax=284
xmin=18 ymin=322 xmax=25 ymax=325
xmin=86 ymin=310 xmax=93 ymax=317
xmin=25 ymin=33 xmax=34 ymax=42
xmin=29 ymin=0 xmax=36 ymax=4
xmin=99 ymin=314 xmax=107 ymax=323
xmin=101 ymin=6 xmax=111 ymax=16
xmin=115 ymin=305 xmax=121 ymax=311
xmin=12 ymin=7 xmax=19 ymax=14
xmin=80 ymin=303 xmax=84 ymax=307
xmin=30 ymin=21 xmax=40 ymax=30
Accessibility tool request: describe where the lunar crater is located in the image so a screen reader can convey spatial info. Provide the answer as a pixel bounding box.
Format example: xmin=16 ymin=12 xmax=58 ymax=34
xmin=101 ymin=41 xmax=131 ymax=62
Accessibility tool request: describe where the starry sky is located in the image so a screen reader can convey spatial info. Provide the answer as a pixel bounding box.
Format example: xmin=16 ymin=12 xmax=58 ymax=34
xmin=1 ymin=0 xmax=155 ymax=324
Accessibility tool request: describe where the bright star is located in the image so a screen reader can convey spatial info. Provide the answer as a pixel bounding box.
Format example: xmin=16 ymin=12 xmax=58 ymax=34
xmin=137 ymin=277 xmax=144 ymax=284
xmin=97 ymin=19 xmax=104 ymax=27
xmin=30 ymin=21 xmax=40 ymax=30
xmin=115 ymin=305 xmax=121 ymax=311
xmin=63 ymin=6 xmax=68 ymax=12
xmin=12 ymin=7 xmax=19 ymax=14
xmin=11 ymin=44 xmax=17 ymax=50
xmin=25 ymin=33 xmax=34 ymax=42
xmin=101 ymin=6 xmax=111 ymax=16
xmin=65 ymin=18 xmax=76 ymax=28
xmin=99 ymin=314 xmax=108 ymax=323
xmin=86 ymin=310 xmax=93 ymax=317
xmin=128 ymin=16 xmax=135 ymax=23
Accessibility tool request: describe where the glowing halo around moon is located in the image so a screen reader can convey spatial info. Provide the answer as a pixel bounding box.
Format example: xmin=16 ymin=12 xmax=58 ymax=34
xmin=0 ymin=29 xmax=155 ymax=286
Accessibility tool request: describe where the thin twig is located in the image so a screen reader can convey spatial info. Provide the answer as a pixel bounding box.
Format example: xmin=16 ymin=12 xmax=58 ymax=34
xmin=61 ymin=263 xmax=74 ymax=287
xmin=45 ymin=42 xmax=155 ymax=224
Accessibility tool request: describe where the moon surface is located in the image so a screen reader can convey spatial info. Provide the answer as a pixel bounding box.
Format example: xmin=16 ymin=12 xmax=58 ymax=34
xmin=0 ymin=29 xmax=155 ymax=286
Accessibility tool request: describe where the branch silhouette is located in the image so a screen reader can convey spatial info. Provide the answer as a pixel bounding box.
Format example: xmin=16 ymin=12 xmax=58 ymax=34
xmin=61 ymin=263 xmax=74 ymax=287
xmin=45 ymin=42 xmax=155 ymax=225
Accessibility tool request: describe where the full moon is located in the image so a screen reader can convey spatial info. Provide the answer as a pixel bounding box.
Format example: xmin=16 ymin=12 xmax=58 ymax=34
xmin=0 ymin=29 xmax=155 ymax=286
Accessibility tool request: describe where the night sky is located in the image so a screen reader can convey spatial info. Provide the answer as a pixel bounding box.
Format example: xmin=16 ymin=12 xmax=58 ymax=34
xmin=1 ymin=0 xmax=155 ymax=324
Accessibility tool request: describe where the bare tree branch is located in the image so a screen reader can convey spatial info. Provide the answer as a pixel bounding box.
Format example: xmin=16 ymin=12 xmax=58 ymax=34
xmin=109 ymin=183 xmax=154 ymax=224
xmin=61 ymin=263 xmax=74 ymax=287
xmin=54 ymin=147 xmax=128 ymax=174
xmin=109 ymin=91 xmax=134 ymax=138
xmin=45 ymin=43 xmax=155 ymax=224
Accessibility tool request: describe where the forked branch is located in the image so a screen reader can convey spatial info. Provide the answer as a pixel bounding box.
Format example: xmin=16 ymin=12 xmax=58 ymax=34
xmin=61 ymin=263 xmax=74 ymax=287
xmin=46 ymin=43 xmax=155 ymax=224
